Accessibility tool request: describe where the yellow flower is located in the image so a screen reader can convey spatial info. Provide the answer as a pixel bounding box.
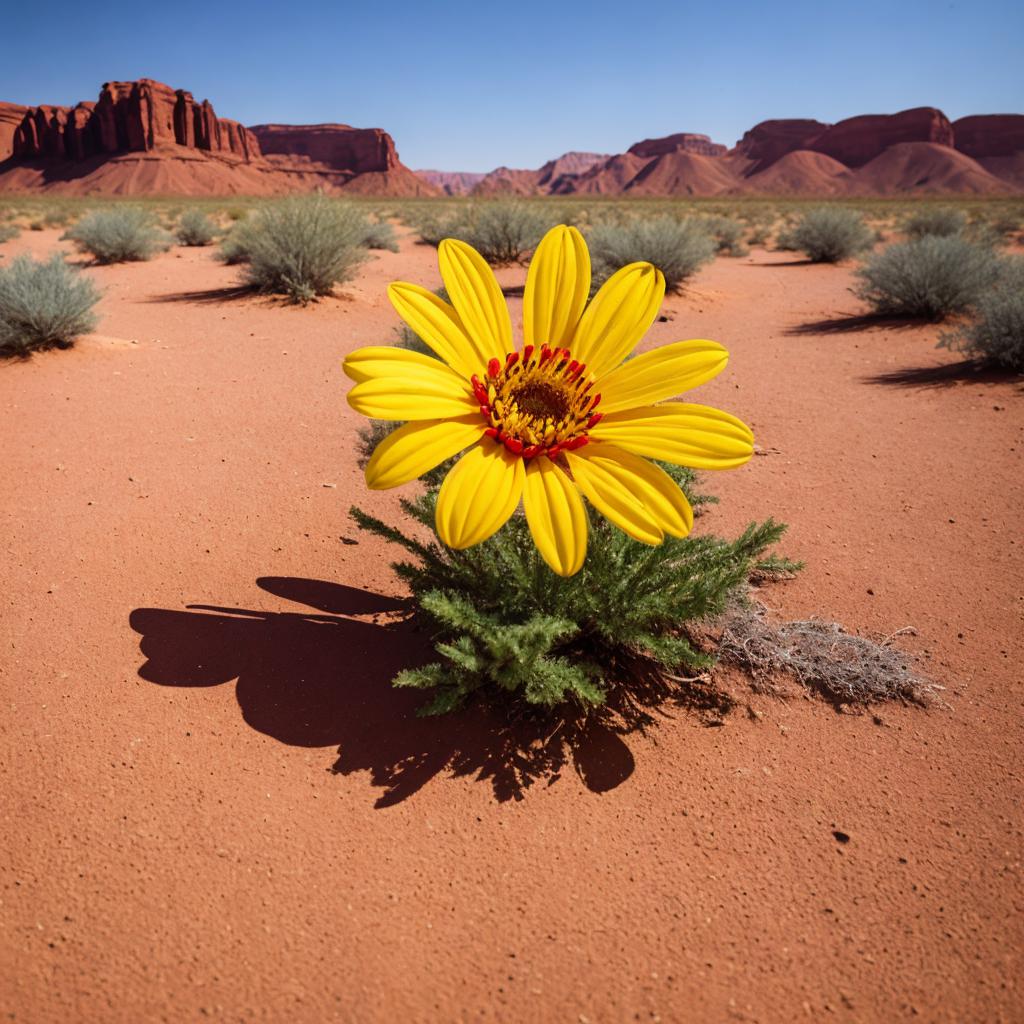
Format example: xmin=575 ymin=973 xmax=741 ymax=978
xmin=343 ymin=225 xmax=753 ymax=577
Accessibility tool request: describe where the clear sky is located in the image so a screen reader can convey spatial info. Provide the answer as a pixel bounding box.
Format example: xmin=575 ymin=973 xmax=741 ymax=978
xmin=3 ymin=0 xmax=1021 ymax=172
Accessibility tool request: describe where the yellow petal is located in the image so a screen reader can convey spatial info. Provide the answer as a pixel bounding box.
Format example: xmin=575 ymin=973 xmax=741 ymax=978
xmin=365 ymin=416 xmax=483 ymax=490
xmin=565 ymin=449 xmax=663 ymax=546
xmin=570 ymin=262 xmax=665 ymax=378
xmin=438 ymin=238 xmax=513 ymax=361
xmin=567 ymin=444 xmax=693 ymax=538
xmin=523 ymin=225 xmax=591 ymax=350
xmin=387 ymin=282 xmax=487 ymax=379
xmin=597 ymin=339 xmax=729 ymax=414
xmin=589 ymin=403 xmax=754 ymax=470
xmin=523 ymin=456 xmax=588 ymax=576
xmin=435 ymin=439 xmax=525 ymax=549
xmin=347 ymin=368 xmax=478 ymax=421
xmin=343 ymin=345 xmax=460 ymax=384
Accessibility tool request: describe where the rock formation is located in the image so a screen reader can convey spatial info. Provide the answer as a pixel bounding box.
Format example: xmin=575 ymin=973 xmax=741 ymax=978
xmin=627 ymin=133 xmax=727 ymax=159
xmin=0 ymin=103 xmax=27 ymax=161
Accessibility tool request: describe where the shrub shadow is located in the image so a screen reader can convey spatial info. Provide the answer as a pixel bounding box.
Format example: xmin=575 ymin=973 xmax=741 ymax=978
xmin=147 ymin=285 xmax=256 ymax=304
xmin=129 ymin=577 xmax=724 ymax=806
xmin=862 ymin=358 xmax=1023 ymax=389
xmin=786 ymin=313 xmax=926 ymax=335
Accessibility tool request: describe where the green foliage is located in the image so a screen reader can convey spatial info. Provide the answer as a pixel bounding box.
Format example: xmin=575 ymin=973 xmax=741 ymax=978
xmin=232 ymin=196 xmax=371 ymax=304
xmin=587 ymin=216 xmax=716 ymax=293
xmin=855 ymin=235 xmax=1002 ymax=320
xmin=939 ymin=257 xmax=1024 ymax=371
xmin=789 ymin=207 xmax=873 ymax=262
xmin=904 ymin=207 xmax=967 ymax=239
xmin=350 ymin=465 xmax=791 ymax=714
xmin=0 ymin=224 xmax=20 ymax=243
xmin=0 ymin=254 xmax=100 ymax=357
xmin=62 ymin=208 xmax=170 ymax=263
xmin=175 ymin=209 xmax=219 ymax=247
xmin=362 ymin=218 xmax=400 ymax=252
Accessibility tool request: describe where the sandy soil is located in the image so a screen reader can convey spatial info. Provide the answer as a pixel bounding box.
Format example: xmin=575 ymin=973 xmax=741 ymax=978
xmin=2 ymin=226 xmax=1022 ymax=1023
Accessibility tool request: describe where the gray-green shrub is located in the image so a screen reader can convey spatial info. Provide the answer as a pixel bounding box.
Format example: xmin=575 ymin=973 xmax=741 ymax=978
xmin=237 ymin=196 xmax=370 ymax=304
xmin=62 ymin=208 xmax=170 ymax=263
xmin=702 ymin=216 xmax=749 ymax=257
xmin=587 ymin=216 xmax=716 ymax=292
xmin=789 ymin=207 xmax=873 ymax=262
xmin=176 ymin=209 xmax=218 ymax=247
xmin=904 ymin=207 xmax=966 ymax=240
xmin=445 ymin=202 xmax=552 ymax=264
xmin=855 ymin=236 xmax=1001 ymax=320
xmin=362 ymin=219 xmax=399 ymax=252
xmin=939 ymin=258 xmax=1024 ymax=370
xmin=0 ymin=224 xmax=20 ymax=243
xmin=0 ymin=254 xmax=99 ymax=356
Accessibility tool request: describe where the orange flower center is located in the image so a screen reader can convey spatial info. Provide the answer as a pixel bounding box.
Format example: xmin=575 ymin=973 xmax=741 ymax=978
xmin=470 ymin=345 xmax=602 ymax=459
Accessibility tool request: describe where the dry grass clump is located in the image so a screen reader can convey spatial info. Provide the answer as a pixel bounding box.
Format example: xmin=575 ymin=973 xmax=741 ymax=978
xmin=175 ymin=210 xmax=219 ymax=247
xmin=788 ymin=207 xmax=873 ymax=262
xmin=62 ymin=208 xmax=171 ymax=264
xmin=716 ymin=603 xmax=936 ymax=706
xmin=855 ymin=236 xmax=1001 ymax=320
xmin=362 ymin=218 xmax=399 ymax=252
xmin=0 ymin=254 xmax=100 ymax=357
xmin=0 ymin=224 xmax=20 ymax=243
xmin=587 ymin=215 xmax=716 ymax=292
xmin=939 ymin=257 xmax=1024 ymax=372
xmin=904 ymin=207 xmax=967 ymax=240
xmin=227 ymin=196 xmax=370 ymax=303
xmin=445 ymin=202 xmax=553 ymax=264
xmin=701 ymin=216 xmax=749 ymax=257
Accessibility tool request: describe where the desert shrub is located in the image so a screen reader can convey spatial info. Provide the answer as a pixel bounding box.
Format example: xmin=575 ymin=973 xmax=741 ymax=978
xmin=0 ymin=254 xmax=100 ymax=357
xmin=236 ymin=196 xmax=370 ymax=303
xmin=444 ymin=202 xmax=552 ymax=264
xmin=0 ymin=224 xmax=20 ymax=243
xmin=701 ymin=216 xmax=749 ymax=257
xmin=904 ymin=207 xmax=966 ymax=240
xmin=587 ymin=216 xmax=716 ymax=292
xmin=351 ymin=466 xmax=792 ymax=714
xmin=62 ymin=208 xmax=170 ymax=263
xmin=175 ymin=209 xmax=218 ymax=246
xmin=939 ymin=258 xmax=1024 ymax=371
xmin=747 ymin=222 xmax=772 ymax=247
xmin=789 ymin=207 xmax=873 ymax=262
xmin=362 ymin=218 xmax=399 ymax=252
xmin=224 ymin=206 xmax=248 ymax=222
xmin=218 ymin=220 xmax=255 ymax=265
xmin=855 ymin=236 xmax=1002 ymax=320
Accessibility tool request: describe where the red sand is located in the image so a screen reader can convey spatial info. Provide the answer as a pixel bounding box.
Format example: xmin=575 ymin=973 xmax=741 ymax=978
xmin=1 ymin=228 xmax=1022 ymax=1022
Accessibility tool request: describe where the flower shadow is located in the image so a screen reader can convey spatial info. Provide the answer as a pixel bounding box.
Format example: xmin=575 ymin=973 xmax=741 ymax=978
xmin=128 ymin=577 xmax=681 ymax=807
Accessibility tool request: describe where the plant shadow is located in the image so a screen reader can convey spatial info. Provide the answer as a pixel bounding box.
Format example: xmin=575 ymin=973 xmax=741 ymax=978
xmin=862 ymin=358 xmax=1022 ymax=389
xmin=129 ymin=577 xmax=725 ymax=807
xmin=786 ymin=313 xmax=926 ymax=335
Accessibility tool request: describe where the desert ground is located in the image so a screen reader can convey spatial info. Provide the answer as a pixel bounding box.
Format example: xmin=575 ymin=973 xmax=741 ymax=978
xmin=2 ymin=211 xmax=1022 ymax=1023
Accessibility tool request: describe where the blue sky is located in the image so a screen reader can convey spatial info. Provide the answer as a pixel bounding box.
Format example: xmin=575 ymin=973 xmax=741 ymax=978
xmin=3 ymin=0 xmax=1021 ymax=172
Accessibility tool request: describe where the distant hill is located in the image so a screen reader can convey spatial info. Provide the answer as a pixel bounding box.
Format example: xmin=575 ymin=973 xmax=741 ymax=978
xmin=420 ymin=108 xmax=1024 ymax=197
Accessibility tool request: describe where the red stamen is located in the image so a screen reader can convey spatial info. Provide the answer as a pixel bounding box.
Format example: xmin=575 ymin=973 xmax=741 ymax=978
xmin=505 ymin=350 xmax=519 ymax=368
xmin=522 ymin=344 xmax=534 ymax=364
xmin=539 ymin=345 xmax=552 ymax=364
xmin=503 ymin=436 xmax=524 ymax=455
xmin=567 ymin=360 xmax=579 ymax=376
xmin=546 ymin=443 xmax=562 ymax=459
xmin=522 ymin=445 xmax=541 ymax=459
xmin=564 ymin=436 xmax=589 ymax=450
xmin=487 ymin=357 xmax=501 ymax=379
xmin=479 ymin=404 xmax=491 ymax=417
xmin=590 ymin=393 xmax=602 ymax=409
xmin=587 ymin=412 xmax=603 ymax=429
xmin=483 ymin=427 xmax=499 ymax=439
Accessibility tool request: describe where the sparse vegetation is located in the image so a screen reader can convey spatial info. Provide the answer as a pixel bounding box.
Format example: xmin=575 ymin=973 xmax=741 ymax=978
xmin=235 ymin=196 xmax=371 ymax=304
xmin=362 ymin=218 xmax=399 ymax=252
xmin=0 ymin=254 xmax=100 ymax=357
xmin=443 ymin=202 xmax=553 ymax=264
xmin=702 ymin=216 xmax=749 ymax=257
xmin=904 ymin=207 xmax=967 ymax=239
xmin=587 ymin=216 xmax=716 ymax=292
xmin=62 ymin=208 xmax=171 ymax=264
xmin=939 ymin=257 xmax=1024 ymax=371
xmin=0 ymin=224 xmax=20 ymax=243
xmin=789 ymin=207 xmax=873 ymax=262
xmin=175 ymin=210 xmax=219 ymax=247
xmin=855 ymin=236 xmax=1002 ymax=320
